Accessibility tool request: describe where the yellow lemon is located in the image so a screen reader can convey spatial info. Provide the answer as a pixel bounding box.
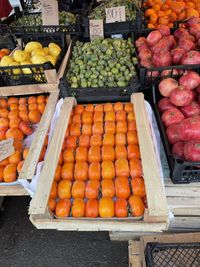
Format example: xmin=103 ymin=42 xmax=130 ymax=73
xmin=25 ymin=41 xmax=43 ymax=54
xmin=31 ymin=55 xmax=47 ymax=64
xmin=48 ymin=43 xmax=61 ymax=57
xmin=21 ymin=61 xmax=32 ymax=74
xmin=13 ymin=50 xmax=28 ymax=63
xmin=0 ymin=55 xmax=14 ymax=66
xmin=31 ymin=48 xmax=46 ymax=57
xmin=45 ymin=55 xmax=56 ymax=66
xmin=9 ymin=61 xmax=21 ymax=75
xmin=43 ymin=47 xmax=49 ymax=55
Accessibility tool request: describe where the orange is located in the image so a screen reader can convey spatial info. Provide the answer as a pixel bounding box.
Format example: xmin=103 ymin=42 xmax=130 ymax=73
xmin=61 ymin=163 xmax=74 ymax=180
xmin=70 ymin=123 xmax=81 ymax=137
xmin=38 ymin=102 xmax=45 ymax=114
xmin=28 ymin=96 xmax=37 ymax=104
xmin=19 ymin=111 xmax=29 ymax=122
xmin=1 ymin=48 xmax=10 ymax=55
xmin=6 ymin=128 xmax=24 ymax=141
xmin=28 ymin=110 xmax=41 ymax=123
xmin=115 ymin=145 xmax=127 ymax=159
xmin=0 ymin=98 xmax=7 ymax=109
xmin=19 ymin=97 xmax=27 ymax=104
xmin=131 ymin=177 xmax=146 ymax=198
xmin=127 ymin=131 xmax=139 ymax=145
xmin=124 ymin=103 xmax=133 ymax=113
xmin=3 ymin=164 xmax=17 ymax=183
xmin=104 ymin=103 xmax=113 ymax=112
xmin=115 ymin=177 xmax=130 ymax=199
xmin=105 ymin=111 xmax=115 ymax=122
xmin=82 ymin=123 xmax=92 ymax=136
xmin=93 ymin=111 xmax=104 ymax=122
xmin=127 ymin=112 xmax=135 ymax=121
xmin=58 ymin=152 xmax=63 ymax=165
xmin=75 ymin=147 xmax=88 ymax=162
xmin=0 ymin=158 xmax=9 ymax=167
xmin=48 ymin=198 xmax=56 ymax=212
xmin=72 ymin=114 xmax=82 ymax=124
xmin=50 ymin=181 xmax=58 ymax=199
xmin=79 ymin=134 xmax=90 ymax=148
xmin=114 ymin=102 xmax=123 ymax=112
xmin=128 ymin=195 xmax=145 ymax=217
xmin=75 ymin=105 xmax=85 ymax=115
xmin=104 ymin=121 xmax=115 ymax=134
xmin=128 ymin=121 xmax=136 ymax=131
xmin=115 ymin=110 xmax=126 ymax=121
xmin=0 ymin=166 xmax=4 ymax=182
xmin=9 ymin=117 xmax=21 ymax=128
xmin=152 ymin=4 xmax=160 ymax=11
xmin=9 ymin=103 xmax=19 ymax=111
xmin=145 ymin=8 xmax=156 ymax=17
xmin=90 ymin=134 xmax=102 ymax=147
xmin=158 ymin=16 xmax=169 ymax=25
xmin=8 ymin=110 xmax=19 ymax=119
xmin=92 ymin=122 xmax=103 ymax=135
xmin=55 ymin=199 xmax=71 ymax=217
xmin=58 ymin=179 xmax=72 ymax=199
xmin=19 ymin=104 xmax=28 ymax=111
xmin=13 ymin=140 xmax=23 ymax=153
xmin=0 ymin=127 xmax=7 ymax=141
xmin=101 ymin=161 xmax=115 ymax=180
xmin=127 ymin=144 xmax=141 ymax=160
xmin=0 ymin=117 xmax=9 ymax=128
xmin=63 ymin=148 xmax=75 ymax=163
xmin=7 ymin=97 xmax=18 ymax=105
xmin=37 ymin=95 xmax=45 ymax=104
xmin=115 ymin=198 xmax=128 ymax=218
xmin=149 ymin=14 xmax=158 ymax=24
xmin=99 ymin=197 xmax=114 ymax=218
xmin=17 ymin=160 xmax=24 ymax=173
xmin=54 ymin=164 xmax=61 ymax=182
xmin=115 ymin=158 xmax=129 ymax=177
xmin=102 ymin=133 xmax=114 ymax=146
xmin=8 ymin=150 xmax=21 ymax=164
xmin=85 ymin=199 xmax=99 ymax=218
xmin=102 ymin=145 xmax=115 ymax=161
xmin=88 ymin=162 xmax=101 ymax=180
xmin=0 ymin=51 xmax=6 ymax=59
xmin=66 ymin=136 xmax=78 ymax=149
xmin=0 ymin=108 xmax=9 ymax=118
xmin=129 ymin=159 xmax=143 ymax=178
xmin=116 ymin=121 xmax=127 ymax=134
xmin=88 ymin=146 xmax=101 ymax=163
xmin=82 ymin=111 xmax=93 ymax=124
xmin=85 ymin=180 xmax=100 ymax=199
xmin=72 ymin=198 xmax=85 ymax=217
xmin=85 ymin=104 xmax=94 ymax=112
xmin=94 ymin=104 xmax=103 ymax=112
xmin=101 ymin=179 xmax=115 ymax=198
xmin=28 ymin=103 xmax=38 ymax=111
xmin=74 ymin=161 xmax=88 ymax=181
xmin=71 ymin=180 xmax=85 ymax=198
xmin=115 ymin=133 xmax=126 ymax=146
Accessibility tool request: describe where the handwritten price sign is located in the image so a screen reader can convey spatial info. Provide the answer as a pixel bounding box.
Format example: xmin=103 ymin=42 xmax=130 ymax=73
xmin=41 ymin=0 xmax=59 ymax=26
xmin=105 ymin=6 xmax=126 ymax=23
xmin=0 ymin=138 xmax=14 ymax=161
xmin=89 ymin=20 xmax=104 ymax=40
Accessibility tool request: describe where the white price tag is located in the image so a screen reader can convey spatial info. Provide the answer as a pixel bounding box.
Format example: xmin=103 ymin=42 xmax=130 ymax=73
xmin=89 ymin=19 xmax=104 ymax=40
xmin=0 ymin=138 xmax=14 ymax=161
xmin=41 ymin=0 xmax=59 ymax=26
xmin=105 ymin=6 xmax=126 ymax=23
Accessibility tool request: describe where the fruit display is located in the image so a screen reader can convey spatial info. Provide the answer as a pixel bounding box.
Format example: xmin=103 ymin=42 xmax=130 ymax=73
xmin=158 ymin=71 xmax=200 ymax=162
xmin=89 ymin=0 xmax=136 ymax=21
xmin=10 ymin=11 xmax=77 ymax=31
xmin=143 ymin=0 xmax=200 ymax=29
xmin=0 ymin=41 xmax=61 ymax=70
xmin=0 ymin=95 xmax=48 ymax=183
xmin=135 ymin=18 xmax=200 ymax=71
xmin=48 ymin=102 xmax=146 ymax=218
xmin=66 ymin=38 xmax=137 ymax=88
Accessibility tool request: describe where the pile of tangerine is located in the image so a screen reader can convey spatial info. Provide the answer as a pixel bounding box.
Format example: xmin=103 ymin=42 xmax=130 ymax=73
xmin=0 ymin=95 xmax=48 ymax=183
xmin=49 ymin=102 xmax=147 ymax=218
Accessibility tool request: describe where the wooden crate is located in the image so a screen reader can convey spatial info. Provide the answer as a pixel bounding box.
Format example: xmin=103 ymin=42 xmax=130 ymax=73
xmin=29 ymin=93 xmax=169 ymax=232
xmin=165 ymin=177 xmax=200 ymax=231
xmin=0 ymin=83 xmax=59 ymax=196
xmin=129 ymin=233 xmax=200 ymax=267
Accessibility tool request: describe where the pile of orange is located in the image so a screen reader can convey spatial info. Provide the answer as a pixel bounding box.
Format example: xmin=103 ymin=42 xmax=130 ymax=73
xmin=0 ymin=48 xmax=10 ymax=60
xmin=143 ymin=0 xmax=200 ymax=28
xmin=49 ymin=102 xmax=147 ymax=218
xmin=0 ymin=95 xmax=48 ymax=183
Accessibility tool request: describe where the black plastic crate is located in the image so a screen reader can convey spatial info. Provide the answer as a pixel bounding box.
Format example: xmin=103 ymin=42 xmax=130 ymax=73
xmin=82 ymin=1 xmax=143 ymax=38
xmin=0 ymin=11 xmax=82 ymax=36
xmin=152 ymin=78 xmax=200 ymax=184
xmin=0 ymin=34 xmax=17 ymax=51
xmin=145 ymin=242 xmax=200 ymax=267
xmin=59 ymin=37 xmax=140 ymax=103
xmin=0 ymin=32 xmax=67 ymax=86
xmin=133 ymin=28 xmax=200 ymax=89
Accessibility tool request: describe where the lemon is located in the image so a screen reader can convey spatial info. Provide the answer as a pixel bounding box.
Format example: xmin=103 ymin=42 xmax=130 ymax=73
xmin=24 ymin=51 xmax=31 ymax=61
xmin=9 ymin=61 xmax=21 ymax=75
xmin=31 ymin=48 xmax=46 ymax=57
xmin=45 ymin=55 xmax=56 ymax=66
xmin=13 ymin=50 xmax=28 ymax=63
xmin=21 ymin=61 xmax=32 ymax=74
xmin=48 ymin=43 xmax=61 ymax=57
xmin=0 ymin=55 xmax=14 ymax=66
xmin=31 ymin=55 xmax=47 ymax=64
xmin=25 ymin=41 xmax=43 ymax=54
xmin=43 ymin=47 xmax=49 ymax=55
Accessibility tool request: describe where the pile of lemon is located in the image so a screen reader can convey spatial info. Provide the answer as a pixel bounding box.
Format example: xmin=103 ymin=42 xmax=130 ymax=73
xmin=0 ymin=41 xmax=61 ymax=75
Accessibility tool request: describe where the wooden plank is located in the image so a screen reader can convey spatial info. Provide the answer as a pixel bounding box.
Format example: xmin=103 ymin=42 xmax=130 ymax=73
xmin=170 ymin=208 xmax=200 ymax=216
xmin=129 ymin=241 xmax=141 ymax=267
xmin=169 ymin=216 xmax=200 ymax=230
xmin=29 ymin=97 xmax=76 ymax=215
xmin=110 ymin=231 xmax=159 ymax=241
xmin=30 ymin=215 xmax=167 ymax=231
xmin=19 ymin=90 xmax=59 ymax=180
xmin=0 ymin=83 xmax=58 ymax=96
xmin=44 ymin=69 xmax=57 ymax=83
xmin=166 ymin=186 xmax=200 ymax=197
xmin=132 ymin=93 xmax=168 ymax=220
xmin=57 ymin=41 xmax=72 ymax=82
xmin=0 ymin=185 xmax=29 ymax=196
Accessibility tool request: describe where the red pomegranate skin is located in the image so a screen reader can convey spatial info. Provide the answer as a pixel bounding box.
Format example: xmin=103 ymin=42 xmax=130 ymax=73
xmin=184 ymin=141 xmax=200 ymax=162
xmin=161 ymin=108 xmax=185 ymax=127
xmin=172 ymin=141 xmax=185 ymax=159
xmin=179 ymin=116 xmax=200 ymax=141
xmin=166 ymin=123 xmax=181 ymax=144
xmin=169 ymin=86 xmax=193 ymax=107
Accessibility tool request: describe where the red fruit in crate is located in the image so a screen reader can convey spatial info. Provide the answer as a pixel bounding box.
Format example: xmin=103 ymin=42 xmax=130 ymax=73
xmin=180 ymin=102 xmax=200 ymax=118
xmin=19 ymin=121 xmax=33 ymax=135
xmin=161 ymin=108 xmax=184 ymax=127
xmin=158 ymin=98 xmax=175 ymax=113
xmin=146 ymin=30 xmax=162 ymax=47
xmin=184 ymin=141 xmax=200 ymax=162
xmin=179 ymin=71 xmax=200 ymax=90
xmin=159 ymin=78 xmax=178 ymax=97
xmin=169 ymin=86 xmax=193 ymax=107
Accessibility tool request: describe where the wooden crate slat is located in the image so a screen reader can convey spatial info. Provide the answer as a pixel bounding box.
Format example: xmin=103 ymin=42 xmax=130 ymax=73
xmin=0 ymin=185 xmax=29 ymax=196
xmin=132 ymin=93 xmax=168 ymax=220
xmin=29 ymin=97 xmax=76 ymax=215
xmin=18 ymin=90 xmax=59 ymax=180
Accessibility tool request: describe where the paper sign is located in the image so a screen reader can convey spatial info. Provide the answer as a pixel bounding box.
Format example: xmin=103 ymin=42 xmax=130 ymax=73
xmin=0 ymin=138 xmax=14 ymax=161
xmin=105 ymin=6 xmax=126 ymax=23
xmin=41 ymin=0 xmax=59 ymax=26
xmin=89 ymin=19 xmax=104 ymax=40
